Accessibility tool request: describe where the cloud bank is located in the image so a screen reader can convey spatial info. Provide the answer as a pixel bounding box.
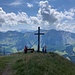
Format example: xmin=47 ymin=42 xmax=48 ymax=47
xmin=0 ymin=0 xmax=75 ymax=32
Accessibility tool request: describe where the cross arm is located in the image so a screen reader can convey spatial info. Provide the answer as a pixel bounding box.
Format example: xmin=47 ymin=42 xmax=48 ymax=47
xmin=34 ymin=33 xmax=44 ymax=35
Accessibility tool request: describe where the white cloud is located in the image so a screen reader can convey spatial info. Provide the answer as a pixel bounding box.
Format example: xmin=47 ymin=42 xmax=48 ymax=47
xmin=0 ymin=0 xmax=75 ymax=32
xmin=9 ymin=0 xmax=22 ymax=6
xmin=0 ymin=7 xmax=29 ymax=26
xmin=39 ymin=1 xmax=75 ymax=23
xmin=56 ymin=22 xmax=75 ymax=33
xmin=27 ymin=3 xmax=33 ymax=8
xmin=38 ymin=2 xmax=57 ymax=24
xmin=37 ymin=1 xmax=75 ymax=32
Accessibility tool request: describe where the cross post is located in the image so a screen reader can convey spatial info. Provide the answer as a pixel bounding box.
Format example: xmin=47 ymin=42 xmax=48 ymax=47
xmin=34 ymin=27 xmax=44 ymax=52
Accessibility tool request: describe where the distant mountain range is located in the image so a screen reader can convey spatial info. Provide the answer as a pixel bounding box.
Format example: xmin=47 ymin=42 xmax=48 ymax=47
xmin=0 ymin=29 xmax=75 ymax=63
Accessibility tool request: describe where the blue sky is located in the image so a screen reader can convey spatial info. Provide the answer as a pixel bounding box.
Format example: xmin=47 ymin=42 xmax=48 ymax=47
xmin=0 ymin=0 xmax=75 ymax=32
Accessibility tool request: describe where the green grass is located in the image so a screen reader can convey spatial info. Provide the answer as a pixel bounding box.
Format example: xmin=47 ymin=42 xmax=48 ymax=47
xmin=0 ymin=52 xmax=75 ymax=75
xmin=0 ymin=55 xmax=14 ymax=75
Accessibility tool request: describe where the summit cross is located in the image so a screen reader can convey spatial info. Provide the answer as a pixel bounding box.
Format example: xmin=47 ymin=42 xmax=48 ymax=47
xmin=34 ymin=27 xmax=44 ymax=52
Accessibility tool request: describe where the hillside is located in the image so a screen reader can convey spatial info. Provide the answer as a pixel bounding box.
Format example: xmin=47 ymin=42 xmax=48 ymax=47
xmin=0 ymin=52 xmax=75 ymax=75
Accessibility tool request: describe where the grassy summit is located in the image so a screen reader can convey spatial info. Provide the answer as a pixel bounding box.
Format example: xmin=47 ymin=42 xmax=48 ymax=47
xmin=0 ymin=52 xmax=75 ymax=75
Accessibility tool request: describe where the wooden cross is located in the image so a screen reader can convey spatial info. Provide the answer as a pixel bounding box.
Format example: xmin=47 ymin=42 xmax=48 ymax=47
xmin=34 ymin=27 xmax=44 ymax=52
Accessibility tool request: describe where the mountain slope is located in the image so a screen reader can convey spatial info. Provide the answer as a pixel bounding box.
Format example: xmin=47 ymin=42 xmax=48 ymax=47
xmin=42 ymin=29 xmax=75 ymax=50
xmin=0 ymin=29 xmax=75 ymax=63
xmin=1 ymin=29 xmax=75 ymax=52
xmin=0 ymin=52 xmax=75 ymax=75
